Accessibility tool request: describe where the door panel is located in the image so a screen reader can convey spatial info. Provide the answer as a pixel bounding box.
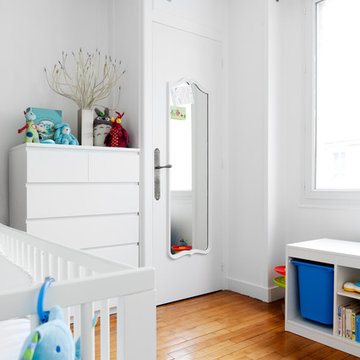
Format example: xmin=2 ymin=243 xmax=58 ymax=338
xmin=153 ymin=23 xmax=223 ymax=304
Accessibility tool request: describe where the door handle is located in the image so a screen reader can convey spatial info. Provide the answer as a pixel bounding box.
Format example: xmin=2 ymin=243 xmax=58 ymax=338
xmin=154 ymin=148 xmax=171 ymax=200
xmin=155 ymin=164 xmax=172 ymax=170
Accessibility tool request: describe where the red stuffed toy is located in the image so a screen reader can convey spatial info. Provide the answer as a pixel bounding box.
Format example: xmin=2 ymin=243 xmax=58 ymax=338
xmin=104 ymin=112 xmax=129 ymax=148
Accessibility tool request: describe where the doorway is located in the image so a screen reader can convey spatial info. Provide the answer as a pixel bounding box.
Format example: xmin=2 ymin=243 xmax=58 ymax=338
xmin=152 ymin=23 xmax=224 ymax=304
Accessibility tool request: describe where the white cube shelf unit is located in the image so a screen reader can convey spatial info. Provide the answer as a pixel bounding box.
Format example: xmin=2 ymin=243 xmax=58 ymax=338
xmin=286 ymin=239 xmax=360 ymax=357
xmin=9 ymin=143 xmax=140 ymax=267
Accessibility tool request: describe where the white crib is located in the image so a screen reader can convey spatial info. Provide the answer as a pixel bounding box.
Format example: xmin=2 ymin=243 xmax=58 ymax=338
xmin=0 ymin=223 xmax=156 ymax=360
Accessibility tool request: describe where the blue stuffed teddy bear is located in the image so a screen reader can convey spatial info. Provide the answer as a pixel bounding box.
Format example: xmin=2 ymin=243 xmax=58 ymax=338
xmin=18 ymin=306 xmax=76 ymax=360
xmin=54 ymin=124 xmax=79 ymax=145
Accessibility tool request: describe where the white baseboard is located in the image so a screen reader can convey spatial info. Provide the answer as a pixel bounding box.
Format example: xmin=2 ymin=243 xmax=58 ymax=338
xmin=226 ymin=277 xmax=284 ymax=303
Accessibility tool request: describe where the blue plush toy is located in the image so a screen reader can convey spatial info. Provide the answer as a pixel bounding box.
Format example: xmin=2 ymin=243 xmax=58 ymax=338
xmin=18 ymin=277 xmax=99 ymax=360
xmin=54 ymin=124 xmax=79 ymax=145
xmin=18 ymin=306 xmax=76 ymax=360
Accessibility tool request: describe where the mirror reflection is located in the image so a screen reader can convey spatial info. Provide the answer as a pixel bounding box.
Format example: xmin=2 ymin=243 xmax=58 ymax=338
xmin=169 ymin=80 xmax=209 ymax=256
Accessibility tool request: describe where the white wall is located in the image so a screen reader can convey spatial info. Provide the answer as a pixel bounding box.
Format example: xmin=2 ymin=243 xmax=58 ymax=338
xmin=227 ymin=0 xmax=287 ymax=302
xmin=114 ymin=0 xmax=141 ymax=149
xmin=0 ymin=0 xmax=140 ymax=225
xmin=227 ymin=0 xmax=270 ymax=300
xmin=267 ymin=0 xmax=286 ymax=296
xmin=227 ymin=0 xmax=360 ymax=303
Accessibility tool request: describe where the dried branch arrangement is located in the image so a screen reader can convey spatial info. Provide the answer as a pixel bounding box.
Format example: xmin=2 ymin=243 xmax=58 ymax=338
xmin=45 ymin=49 xmax=125 ymax=109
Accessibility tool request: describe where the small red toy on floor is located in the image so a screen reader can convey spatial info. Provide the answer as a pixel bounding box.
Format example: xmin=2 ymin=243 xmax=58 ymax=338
xmin=104 ymin=111 xmax=129 ymax=148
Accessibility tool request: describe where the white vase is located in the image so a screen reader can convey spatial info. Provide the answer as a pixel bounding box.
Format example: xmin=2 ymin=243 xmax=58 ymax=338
xmin=77 ymin=109 xmax=94 ymax=146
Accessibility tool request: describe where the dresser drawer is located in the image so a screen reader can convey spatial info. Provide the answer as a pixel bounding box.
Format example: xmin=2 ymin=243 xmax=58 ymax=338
xmin=85 ymin=244 xmax=139 ymax=267
xmin=27 ymin=148 xmax=88 ymax=183
xmin=89 ymin=151 xmax=139 ymax=183
xmin=27 ymin=214 xmax=139 ymax=248
xmin=27 ymin=183 xmax=139 ymax=219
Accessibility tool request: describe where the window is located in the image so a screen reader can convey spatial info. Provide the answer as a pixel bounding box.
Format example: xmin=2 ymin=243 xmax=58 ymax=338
xmin=315 ymin=0 xmax=360 ymax=190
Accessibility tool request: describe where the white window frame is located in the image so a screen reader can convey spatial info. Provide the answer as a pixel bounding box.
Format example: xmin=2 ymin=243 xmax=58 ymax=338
xmin=304 ymin=0 xmax=360 ymax=201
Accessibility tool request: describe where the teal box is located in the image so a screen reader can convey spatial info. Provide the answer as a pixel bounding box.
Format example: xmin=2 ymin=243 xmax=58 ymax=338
xmin=27 ymin=107 xmax=62 ymax=143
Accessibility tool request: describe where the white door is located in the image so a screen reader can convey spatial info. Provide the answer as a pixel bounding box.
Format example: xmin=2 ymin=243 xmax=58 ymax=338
xmin=153 ymin=23 xmax=224 ymax=305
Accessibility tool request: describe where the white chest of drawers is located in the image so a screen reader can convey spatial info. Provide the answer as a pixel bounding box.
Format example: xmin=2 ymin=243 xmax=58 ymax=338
xmin=9 ymin=143 xmax=140 ymax=267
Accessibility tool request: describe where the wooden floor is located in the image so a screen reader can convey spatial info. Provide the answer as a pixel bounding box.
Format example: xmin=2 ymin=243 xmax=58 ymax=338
xmin=95 ymin=290 xmax=358 ymax=359
xmin=156 ymin=291 xmax=358 ymax=360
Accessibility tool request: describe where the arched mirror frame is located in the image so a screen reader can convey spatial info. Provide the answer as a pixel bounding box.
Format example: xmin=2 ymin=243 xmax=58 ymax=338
xmin=167 ymin=78 xmax=212 ymax=259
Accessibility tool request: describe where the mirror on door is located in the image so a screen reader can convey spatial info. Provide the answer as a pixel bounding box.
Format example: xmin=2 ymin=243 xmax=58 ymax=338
xmin=168 ymin=79 xmax=209 ymax=257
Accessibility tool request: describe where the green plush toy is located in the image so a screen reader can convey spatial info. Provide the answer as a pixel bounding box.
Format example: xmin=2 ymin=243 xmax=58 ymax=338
xmin=18 ymin=110 xmax=40 ymax=143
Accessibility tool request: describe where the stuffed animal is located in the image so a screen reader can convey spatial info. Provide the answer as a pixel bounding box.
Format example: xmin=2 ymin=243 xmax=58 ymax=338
xmin=344 ymin=282 xmax=360 ymax=293
xmin=18 ymin=306 xmax=75 ymax=360
xmin=18 ymin=110 xmax=40 ymax=143
xmin=93 ymin=108 xmax=112 ymax=146
xmin=104 ymin=112 xmax=129 ymax=148
xmin=18 ymin=277 xmax=99 ymax=360
xmin=54 ymin=124 xmax=79 ymax=145
xmin=179 ymin=239 xmax=189 ymax=246
xmin=36 ymin=123 xmax=55 ymax=144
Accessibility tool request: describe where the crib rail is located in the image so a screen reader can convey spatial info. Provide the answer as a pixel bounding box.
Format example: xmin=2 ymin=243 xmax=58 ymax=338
xmin=0 ymin=223 xmax=156 ymax=360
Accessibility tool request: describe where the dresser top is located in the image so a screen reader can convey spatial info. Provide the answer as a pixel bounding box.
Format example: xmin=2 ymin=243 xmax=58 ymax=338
xmin=10 ymin=143 xmax=140 ymax=154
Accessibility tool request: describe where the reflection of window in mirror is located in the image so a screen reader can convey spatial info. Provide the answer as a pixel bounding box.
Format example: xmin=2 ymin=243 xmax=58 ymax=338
xmin=169 ymin=101 xmax=192 ymax=191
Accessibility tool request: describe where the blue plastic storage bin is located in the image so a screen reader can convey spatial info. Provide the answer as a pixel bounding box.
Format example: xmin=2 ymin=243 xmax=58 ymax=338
xmin=292 ymin=259 xmax=334 ymax=325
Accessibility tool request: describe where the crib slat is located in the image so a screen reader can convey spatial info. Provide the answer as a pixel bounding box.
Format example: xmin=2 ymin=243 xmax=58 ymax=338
xmin=117 ymin=297 xmax=125 ymax=360
xmin=81 ymin=302 xmax=95 ymax=360
xmin=0 ymin=236 xmax=2 ymax=254
xmin=10 ymin=237 xmax=15 ymax=261
xmin=100 ymin=300 xmax=110 ymax=360
xmin=5 ymin=236 xmax=9 ymax=255
xmin=3 ymin=235 xmax=6 ymax=254
xmin=73 ymin=305 xmax=81 ymax=341
xmin=86 ymin=268 xmax=94 ymax=277
xmin=43 ymin=252 xmax=50 ymax=277
xmin=52 ymin=255 xmax=59 ymax=280
xmin=28 ymin=246 xmax=34 ymax=278
xmin=24 ymin=244 xmax=29 ymax=272
xmin=73 ymin=263 xmax=80 ymax=279
xmin=7 ymin=235 xmax=11 ymax=256
xmin=63 ymin=307 xmax=70 ymax=327
xmin=35 ymin=248 xmax=42 ymax=281
xmin=14 ymin=239 xmax=19 ymax=265
xmin=8 ymin=236 xmax=12 ymax=257
xmin=60 ymin=258 xmax=68 ymax=281
xmin=19 ymin=242 xmax=24 ymax=267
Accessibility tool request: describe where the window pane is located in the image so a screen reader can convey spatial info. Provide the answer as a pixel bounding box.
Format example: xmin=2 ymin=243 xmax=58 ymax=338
xmin=316 ymin=0 xmax=360 ymax=190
